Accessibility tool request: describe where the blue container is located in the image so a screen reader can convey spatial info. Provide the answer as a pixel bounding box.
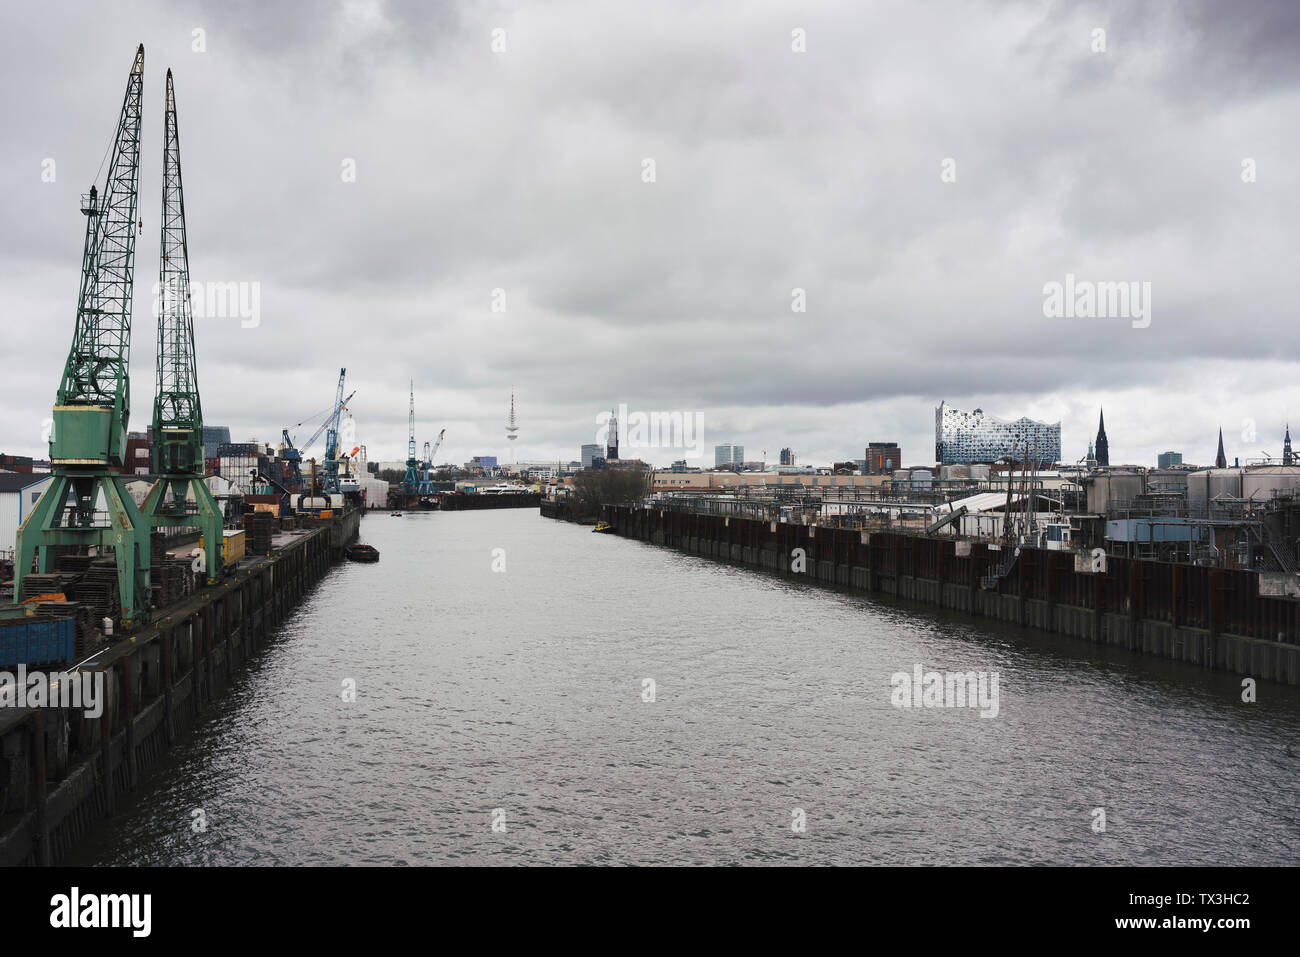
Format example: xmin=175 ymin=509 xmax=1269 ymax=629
xmin=0 ymin=617 xmax=76 ymax=668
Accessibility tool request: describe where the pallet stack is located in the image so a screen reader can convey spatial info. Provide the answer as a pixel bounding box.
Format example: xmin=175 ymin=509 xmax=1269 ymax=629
xmin=243 ymin=512 xmax=273 ymax=555
xmin=20 ymin=573 xmax=75 ymax=601
xmin=154 ymin=557 xmax=197 ymax=606
xmin=70 ymin=561 xmax=121 ymax=627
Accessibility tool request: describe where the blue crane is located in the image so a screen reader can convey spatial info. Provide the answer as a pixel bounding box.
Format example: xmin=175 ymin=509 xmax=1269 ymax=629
xmin=322 ymin=368 xmax=348 ymax=497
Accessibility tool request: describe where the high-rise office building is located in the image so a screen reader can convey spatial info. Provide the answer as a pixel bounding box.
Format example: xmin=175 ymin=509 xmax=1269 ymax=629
xmin=1157 ymin=451 xmax=1182 ymax=469
xmin=581 ymin=444 xmax=601 ymax=468
xmin=714 ymin=444 xmax=744 ymax=467
xmin=779 ymin=448 xmax=794 ymax=466
xmin=606 ymin=409 xmax=619 ymax=461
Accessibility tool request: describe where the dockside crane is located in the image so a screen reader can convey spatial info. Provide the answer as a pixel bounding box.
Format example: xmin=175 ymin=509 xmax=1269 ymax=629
xmin=281 ymin=428 xmax=303 ymax=490
xmin=322 ymin=368 xmax=349 ymax=497
xmin=16 ymin=46 xmax=151 ymax=626
xmin=292 ymin=389 xmax=355 ymax=462
xmin=141 ymin=70 xmax=224 ymax=584
xmin=402 ymin=382 xmax=420 ymax=497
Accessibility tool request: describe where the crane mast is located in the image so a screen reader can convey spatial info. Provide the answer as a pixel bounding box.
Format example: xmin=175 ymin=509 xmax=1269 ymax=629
xmin=402 ymin=381 xmax=420 ymax=497
xmin=141 ymin=69 xmax=224 ymax=583
xmin=16 ymin=45 xmax=151 ymax=626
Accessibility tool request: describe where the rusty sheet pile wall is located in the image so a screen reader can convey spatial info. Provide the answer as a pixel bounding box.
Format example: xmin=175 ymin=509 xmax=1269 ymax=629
xmin=603 ymin=504 xmax=1300 ymax=686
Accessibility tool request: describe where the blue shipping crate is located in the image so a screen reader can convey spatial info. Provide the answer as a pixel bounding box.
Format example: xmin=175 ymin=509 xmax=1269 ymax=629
xmin=0 ymin=617 xmax=76 ymax=669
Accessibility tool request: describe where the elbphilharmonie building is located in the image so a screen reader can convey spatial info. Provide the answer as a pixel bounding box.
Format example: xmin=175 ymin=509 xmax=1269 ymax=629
xmin=935 ymin=401 xmax=1061 ymax=465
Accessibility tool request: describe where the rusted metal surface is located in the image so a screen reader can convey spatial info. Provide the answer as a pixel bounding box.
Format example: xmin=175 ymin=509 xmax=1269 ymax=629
xmin=605 ymin=504 xmax=1299 ymax=646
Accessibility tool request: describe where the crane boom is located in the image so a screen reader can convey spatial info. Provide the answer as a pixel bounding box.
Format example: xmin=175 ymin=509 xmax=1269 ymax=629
xmin=152 ymin=69 xmax=202 ymax=470
xmin=56 ymin=44 xmax=145 ymax=457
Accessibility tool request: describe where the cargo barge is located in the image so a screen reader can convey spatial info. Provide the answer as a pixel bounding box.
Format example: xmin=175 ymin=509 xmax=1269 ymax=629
xmin=594 ymin=504 xmax=1300 ymax=687
xmin=0 ymin=507 xmax=360 ymax=865
xmin=438 ymin=490 xmax=540 ymax=510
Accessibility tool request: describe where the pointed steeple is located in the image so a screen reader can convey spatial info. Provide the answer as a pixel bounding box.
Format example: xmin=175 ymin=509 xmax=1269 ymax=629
xmin=1284 ymin=424 xmax=1293 ymax=466
xmin=1215 ymin=427 xmax=1227 ymax=469
xmin=1094 ymin=408 xmax=1109 ymax=467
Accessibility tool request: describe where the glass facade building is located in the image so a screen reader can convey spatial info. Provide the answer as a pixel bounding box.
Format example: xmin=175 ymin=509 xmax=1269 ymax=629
xmin=934 ymin=402 xmax=1061 ymax=465
xmin=714 ymin=444 xmax=744 ymax=467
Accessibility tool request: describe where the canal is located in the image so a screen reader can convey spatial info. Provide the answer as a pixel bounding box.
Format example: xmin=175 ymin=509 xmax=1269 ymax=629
xmin=73 ymin=509 xmax=1300 ymax=865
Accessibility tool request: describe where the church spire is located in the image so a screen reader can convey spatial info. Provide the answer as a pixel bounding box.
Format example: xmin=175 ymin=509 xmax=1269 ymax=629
xmin=1215 ymin=427 xmax=1227 ymax=469
xmin=1284 ymin=424 xmax=1293 ymax=466
xmin=1094 ymin=408 xmax=1109 ymax=467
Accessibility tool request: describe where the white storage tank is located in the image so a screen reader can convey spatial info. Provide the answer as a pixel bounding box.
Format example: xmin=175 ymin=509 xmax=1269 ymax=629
xmin=1207 ymin=467 xmax=1243 ymax=503
xmin=1085 ymin=470 xmax=1143 ymax=513
xmin=1187 ymin=469 xmax=1211 ymax=511
xmin=1242 ymin=465 xmax=1300 ymax=501
xmin=911 ymin=469 xmax=933 ymax=487
xmin=969 ymin=464 xmax=991 ymax=481
xmin=893 ymin=470 xmax=911 ymax=482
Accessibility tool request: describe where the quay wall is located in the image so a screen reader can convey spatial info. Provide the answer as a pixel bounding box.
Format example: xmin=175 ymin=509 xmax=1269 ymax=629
xmin=0 ymin=510 xmax=358 ymax=865
xmin=598 ymin=504 xmax=1300 ymax=687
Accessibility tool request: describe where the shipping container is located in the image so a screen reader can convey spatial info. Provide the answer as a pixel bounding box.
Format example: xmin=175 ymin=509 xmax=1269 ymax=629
xmin=0 ymin=614 xmax=76 ymax=668
xmin=201 ymin=529 xmax=246 ymax=565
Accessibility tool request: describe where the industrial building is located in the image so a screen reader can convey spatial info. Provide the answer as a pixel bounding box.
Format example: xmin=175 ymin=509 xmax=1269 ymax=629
xmin=0 ymin=473 xmax=55 ymax=565
xmin=935 ymin=401 xmax=1061 ymax=465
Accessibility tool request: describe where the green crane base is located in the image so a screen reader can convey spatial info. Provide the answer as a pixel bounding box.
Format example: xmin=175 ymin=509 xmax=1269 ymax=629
xmin=141 ymin=476 xmax=224 ymax=585
xmin=14 ymin=471 xmax=151 ymax=629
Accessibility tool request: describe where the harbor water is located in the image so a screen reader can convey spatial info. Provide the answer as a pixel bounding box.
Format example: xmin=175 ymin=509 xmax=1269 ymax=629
xmin=73 ymin=510 xmax=1300 ymax=865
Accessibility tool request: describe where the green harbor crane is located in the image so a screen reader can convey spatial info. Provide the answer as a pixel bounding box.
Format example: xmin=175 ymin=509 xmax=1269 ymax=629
xmin=140 ymin=69 xmax=224 ymax=583
xmin=402 ymin=381 xmax=420 ymax=497
xmin=16 ymin=45 xmax=151 ymax=627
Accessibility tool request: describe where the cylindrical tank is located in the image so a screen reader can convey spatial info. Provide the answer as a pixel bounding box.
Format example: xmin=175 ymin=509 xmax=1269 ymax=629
xmin=1242 ymin=465 xmax=1300 ymax=501
xmin=948 ymin=464 xmax=969 ymax=480
xmin=893 ymin=470 xmax=911 ymax=482
xmin=1146 ymin=468 xmax=1189 ymax=492
xmin=911 ymin=469 xmax=933 ymax=487
xmin=1086 ymin=470 xmax=1143 ymax=513
xmin=1187 ymin=469 xmax=1210 ymax=511
xmin=1207 ymin=468 xmax=1243 ymax=502
xmin=969 ymin=464 xmax=991 ymax=481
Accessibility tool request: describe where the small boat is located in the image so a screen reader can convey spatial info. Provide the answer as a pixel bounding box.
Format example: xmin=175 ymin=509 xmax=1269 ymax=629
xmin=592 ymin=521 xmax=615 ymax=534
xmin=345 ymin=543 xmax=380 ymax=563
xmin=390 ymin=511 xmax=404 ymax=517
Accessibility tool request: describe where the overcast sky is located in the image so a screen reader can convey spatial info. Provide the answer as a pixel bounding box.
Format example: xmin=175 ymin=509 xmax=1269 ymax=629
xmin=3 ymin=0 xmax=1299 ymax=469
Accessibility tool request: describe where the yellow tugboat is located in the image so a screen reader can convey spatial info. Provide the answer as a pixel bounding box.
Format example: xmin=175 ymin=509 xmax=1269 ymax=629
xmin=592 ymin=521 xmax=614 ymax=534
